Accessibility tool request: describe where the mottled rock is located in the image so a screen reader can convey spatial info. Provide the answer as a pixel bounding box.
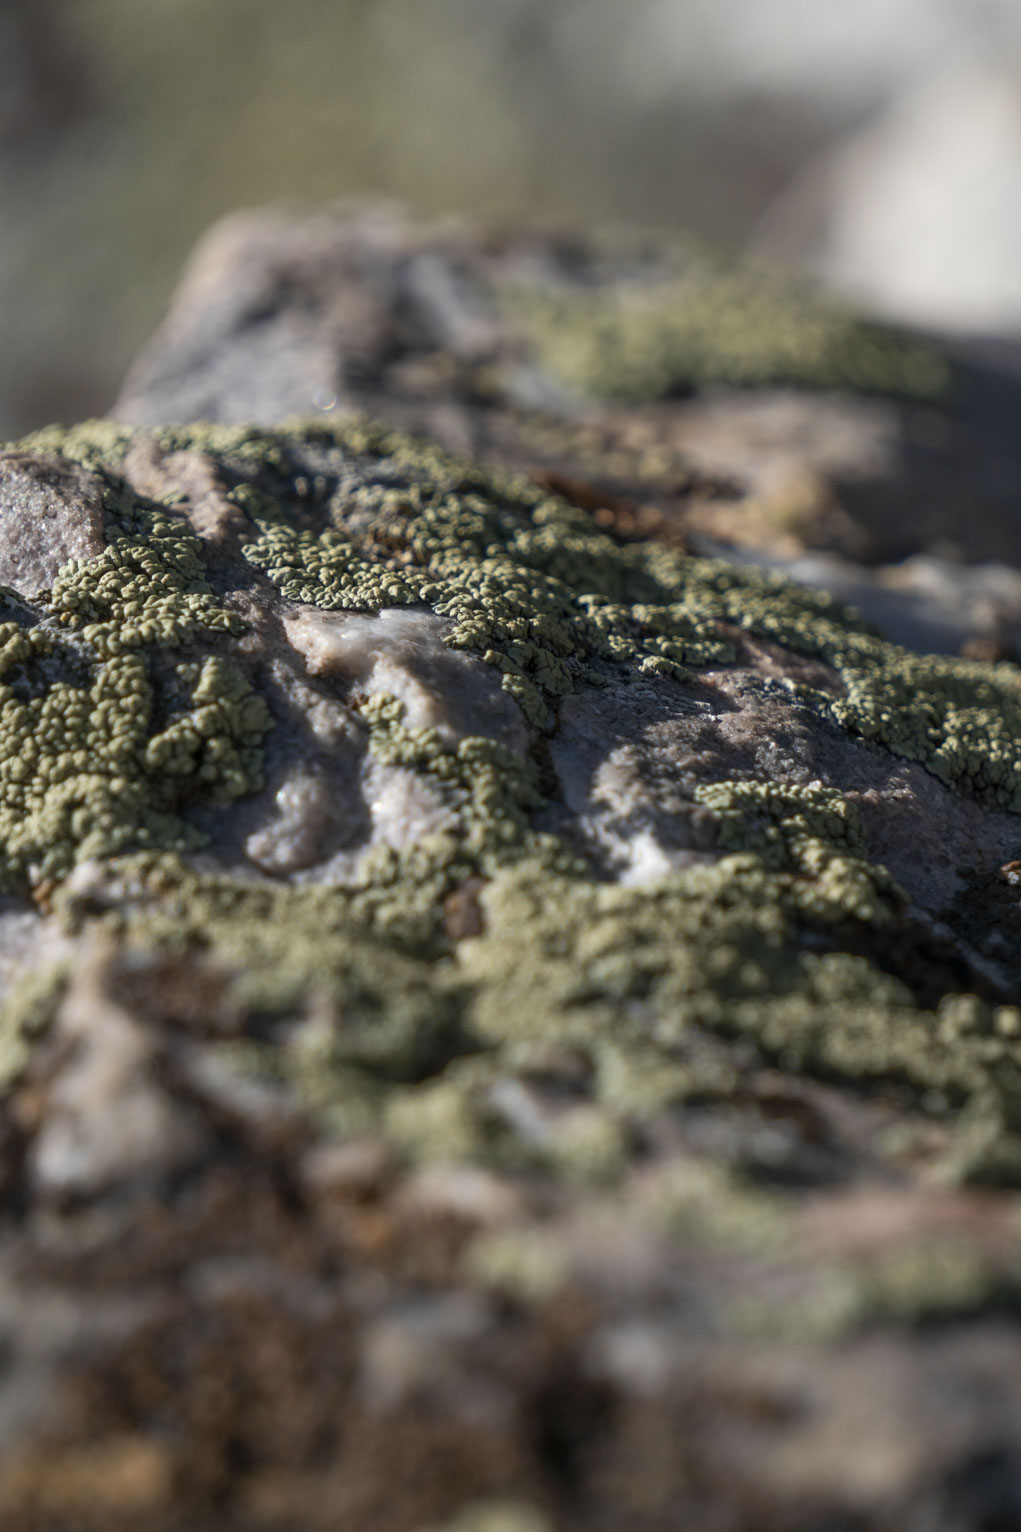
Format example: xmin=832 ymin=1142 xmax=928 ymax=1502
xmin=0 ymin=453 xmax=106 ymax=595
xmin=0 ymin=229 xmax=1021 ymax=1529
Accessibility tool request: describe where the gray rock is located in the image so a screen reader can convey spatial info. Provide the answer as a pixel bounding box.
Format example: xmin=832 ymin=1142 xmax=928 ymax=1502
xmin=0 ymin=454 xmax=105 ymax=596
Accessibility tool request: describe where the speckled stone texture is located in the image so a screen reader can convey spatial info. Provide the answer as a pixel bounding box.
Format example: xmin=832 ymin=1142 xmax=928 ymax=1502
xmin=0 ymin=212 xmax=1020 ymax=1532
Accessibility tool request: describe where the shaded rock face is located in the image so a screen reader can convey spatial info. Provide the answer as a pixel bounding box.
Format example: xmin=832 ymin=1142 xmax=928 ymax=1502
xmin=2 ymin=212 xmax=1021 ymax=1529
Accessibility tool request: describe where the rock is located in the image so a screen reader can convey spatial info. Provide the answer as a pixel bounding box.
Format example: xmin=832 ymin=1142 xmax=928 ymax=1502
xmin=721 ymin=548 xmax=1021 ymax=658
xmin=0 ymin=453 xmax=106 ymax=596
xmin=112 ymin=203 xmax=1021 ymax=588
xmin=28 ymin=941 xmax=208 ymax=1200
xmin=2 ymin=218 xmax=1021 ymax=1527
xmin=8 ymin=0 xmax=1021 ymax=450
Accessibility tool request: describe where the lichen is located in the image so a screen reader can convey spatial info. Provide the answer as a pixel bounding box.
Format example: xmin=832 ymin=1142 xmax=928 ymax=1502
xmin=0 ymin=633 xmax=266 ymax=886
xmin=419 ymin=1500 xmax=554 ymax=1532
xmin=4 ymin=417 xmax=1021 ymax=1186
xmin=0 ymin=960 xmax=70 ymax=1092
xmin=19 ymin=417 xmax=1021 ymax=816
xmin=31 ymin=749 xmax=1019 ymax=1185
xmin=0 ymin=436 xmax=270 ymax=890
xmin=509 ymin=264 xmax=951 ymax=403
xmin=228 ymin=419 xmax=1021 ymax=811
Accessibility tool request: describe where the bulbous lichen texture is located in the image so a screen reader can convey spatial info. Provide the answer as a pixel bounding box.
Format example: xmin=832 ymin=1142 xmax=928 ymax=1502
xmin=224 ymin=419 xmax=1021 ymax=816
xmin=511 ymin=265 xmax=950 ymax=403
xmin=0 ymin=434 xmax=270 ymax=888
xmin=5 ymin=416 xmax=1021 ymax=1183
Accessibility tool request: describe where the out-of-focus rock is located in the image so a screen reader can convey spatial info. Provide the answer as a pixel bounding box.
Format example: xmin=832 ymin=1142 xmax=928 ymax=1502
xmin=756 ymin=65 xmax=1021 ymax=335
xmin=113 ymin=204 xmax=1021 ymax=590
xmin=29 ymin=943 xmax=208 ymax=1199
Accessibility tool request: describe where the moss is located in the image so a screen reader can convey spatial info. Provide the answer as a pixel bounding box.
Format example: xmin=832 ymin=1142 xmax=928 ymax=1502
xmin=510 ymin=264 xmax=950 ymax=403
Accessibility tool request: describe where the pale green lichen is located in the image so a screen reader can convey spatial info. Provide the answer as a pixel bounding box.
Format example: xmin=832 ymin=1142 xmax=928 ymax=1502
xmin=464 ymin=1227 xmax=571 ymax=1306
xmin=19 ymin=417 xmax=1021 ymax=815
xmin=639 ymin=1156 xmax=795 ymax=1254
xmin=49 ymin=484 xmax=243 ymax=657
xmin=460 ymin=860 xmax=1021 ymax=1158
xmin=0 ymin=960 xmax=70 ymax=1093
xmin=0 ymin=634 xmax=262 ymax=885
xmin=418 ymin=1501 xmax=553 ymax=1532
xmin=35 ymin=748 xmax=1021 ymax=1185
xmin=3 ymin=418 xmax=1021 ymax=1187
xmin=0 ymin=434 xmax=271 ymax=889
xmin=15 ymin=419 xmax=291 ymax=477
xmin=510 ymin=264 xmax=951 ymax=403
xmin=228 ymin=419 xmax=1021 ymax=810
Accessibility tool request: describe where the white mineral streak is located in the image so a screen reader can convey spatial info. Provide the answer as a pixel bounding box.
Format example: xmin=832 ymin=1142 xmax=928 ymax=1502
xmin=283 ymin=606 xmax=528 ymax=750
xmin=362 ymin=759 xmax=457 ymax=850
xmin=0 ymin=906 xmax=70 ymax=1002
xmin=244 ymin=768 xmax=346 ymax=875
xmin=242 ymin=604 xmax=520 ymax=877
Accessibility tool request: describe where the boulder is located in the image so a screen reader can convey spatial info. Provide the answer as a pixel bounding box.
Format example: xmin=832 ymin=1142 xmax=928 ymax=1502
xmin=0 ymin=212 xmax=1020 ymax=1528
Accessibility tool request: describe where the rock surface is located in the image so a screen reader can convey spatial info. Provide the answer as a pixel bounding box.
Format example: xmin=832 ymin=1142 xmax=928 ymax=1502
xmin=115 ymin=204 xmax=1021 ymax=607
xmin=0 ymin=212 xmax=1020 ymax=1528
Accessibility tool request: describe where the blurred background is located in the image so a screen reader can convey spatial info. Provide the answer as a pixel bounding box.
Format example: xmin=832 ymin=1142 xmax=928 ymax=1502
xmin=4 ymin=0 xmax=1021 ymax=440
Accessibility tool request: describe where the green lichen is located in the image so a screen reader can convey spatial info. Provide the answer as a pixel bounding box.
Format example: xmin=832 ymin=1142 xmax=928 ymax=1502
xmin=4 ymin=417 xmax=1021 ymax=1187
xmin=0 ymin=633 xmax=266 ymax=886
xmin=15 ymin=419 xmax=291 ymax=477
xmin=511 ymin=264 xmax=951 ymax=403
xmin=464 ymin=1228 xmax=571 ymax=1306
xmin=693 ymin=780 xmax=904 ymax=924
xmin=461 ymin=859 xmax=1021 ymax=1156
xmin=20 ymin=417 xmax=1021 ymax=815
xmin=0 ymin=434 xmax=270 ymax=889
xmin=228 ymin=419 xmax=1021 ymax=809
xmin=49 ymin=487 xmax=243 ymax=658
xmin=0 ymin=960 xmax=71 ymax=1093
xmin=640 ymin=1156 xmax=795 ymax=1256
xmin=34 ymin=749 xmax=1020 ymax=1186
xmin=419 ymin=1501 xmax=553 ymax=1532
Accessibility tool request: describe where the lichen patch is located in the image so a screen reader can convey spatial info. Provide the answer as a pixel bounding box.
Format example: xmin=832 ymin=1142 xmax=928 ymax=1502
xmin=2 ymin=417 xmax=1021 ymax=1188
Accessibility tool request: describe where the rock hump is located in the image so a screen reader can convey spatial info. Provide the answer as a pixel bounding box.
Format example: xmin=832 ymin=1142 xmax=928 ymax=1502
xmin=1 ymin=209 xmax=1021 ymax=1529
